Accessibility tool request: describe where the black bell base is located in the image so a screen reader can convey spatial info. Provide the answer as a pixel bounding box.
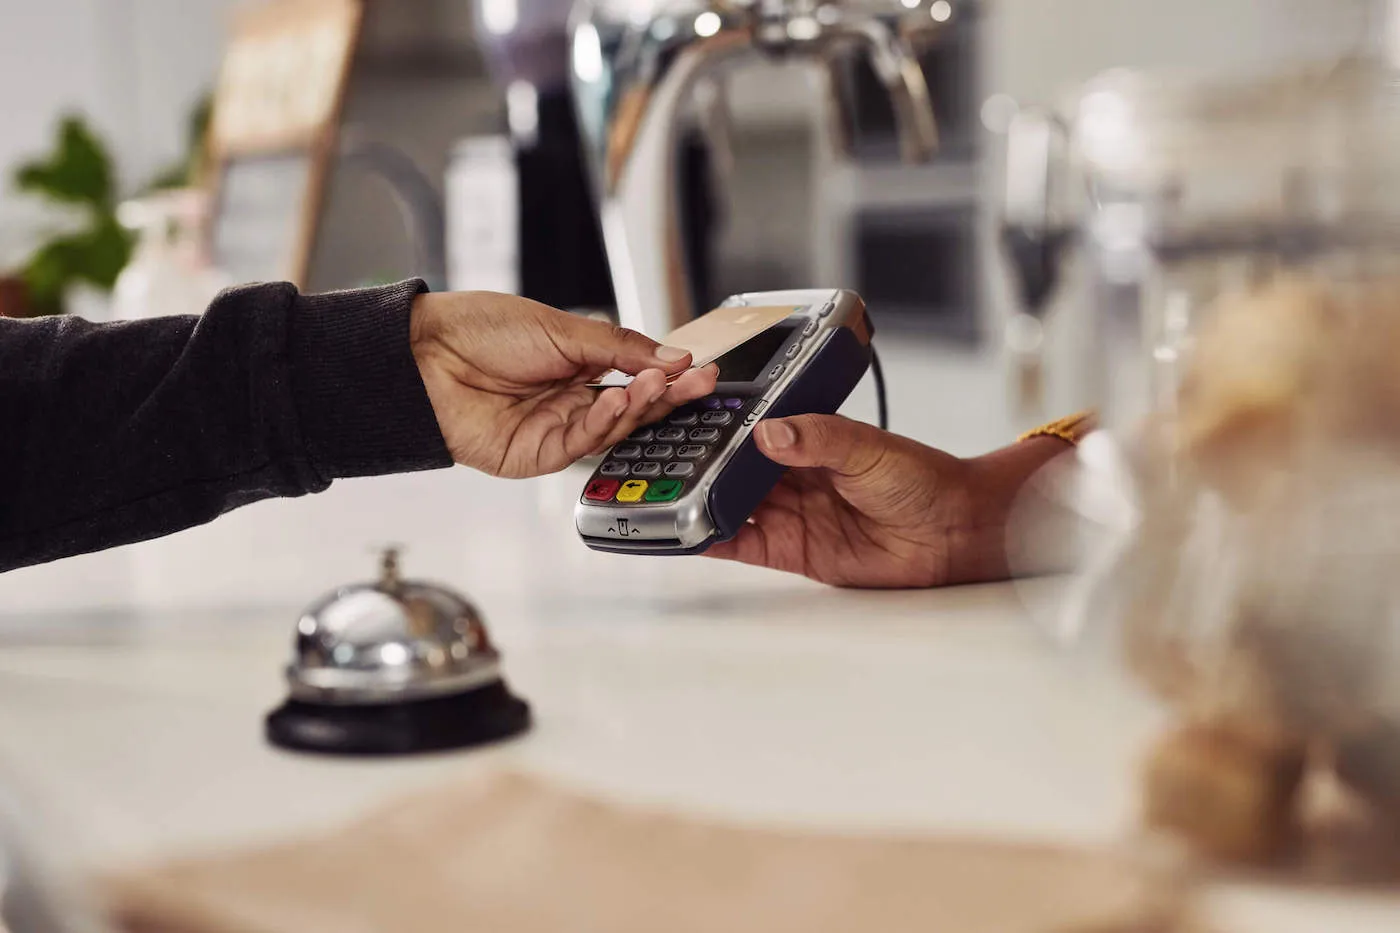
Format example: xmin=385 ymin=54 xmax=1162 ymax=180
xmin=265 ymin=680 xmax=531 ymax=757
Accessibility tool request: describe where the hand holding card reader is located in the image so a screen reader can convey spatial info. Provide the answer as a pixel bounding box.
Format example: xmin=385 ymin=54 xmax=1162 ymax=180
xmin=576 ymin=289 xmax=873 ymax=554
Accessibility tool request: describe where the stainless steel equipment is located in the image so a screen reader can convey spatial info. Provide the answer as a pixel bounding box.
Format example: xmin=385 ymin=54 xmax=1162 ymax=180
xmin=265 ymin=548 xmax=530 ymax=755
xmin=465 ymin=0 xmax=620 ymax=311
xmin=570 ymin=0 xmax=945 ymax=337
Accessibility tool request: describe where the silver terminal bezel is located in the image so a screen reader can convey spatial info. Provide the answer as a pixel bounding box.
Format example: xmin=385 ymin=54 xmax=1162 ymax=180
xmin=575 ymin=288 xmax=865 ymax=551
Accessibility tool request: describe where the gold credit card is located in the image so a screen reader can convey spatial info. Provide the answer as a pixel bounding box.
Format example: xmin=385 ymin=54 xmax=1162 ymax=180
xmin=588 ymin=305 xmax=801 ymax=389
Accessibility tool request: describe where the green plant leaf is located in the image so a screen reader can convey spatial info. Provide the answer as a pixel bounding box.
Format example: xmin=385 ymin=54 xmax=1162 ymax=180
xmin=20 ymin=242 xmax=77 ymax=316
xmin=12 ymin=114 xmax=134 ymax=314
xmin=73 ymin=216 xmax=135 ymax=289
xmin=186 ymin=92 xmax=213 ymax=152
xmin=19 ymin=217 xmax=134 ymax=316
xmin=14 ymin=115 xmax=117 ymax=209
xmin=145 ymin=165 xmax=191 ymax=193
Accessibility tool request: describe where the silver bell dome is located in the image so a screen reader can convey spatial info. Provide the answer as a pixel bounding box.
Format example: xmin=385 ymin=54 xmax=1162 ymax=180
xmin=286 ymin=549 xmax=502 ymax=705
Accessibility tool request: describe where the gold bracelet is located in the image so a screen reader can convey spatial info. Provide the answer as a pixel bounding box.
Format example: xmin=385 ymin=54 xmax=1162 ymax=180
xmin=1018 ymin=411 xmax=1098 ymax=447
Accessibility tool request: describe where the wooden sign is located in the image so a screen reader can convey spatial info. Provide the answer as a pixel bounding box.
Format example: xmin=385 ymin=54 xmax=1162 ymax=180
xmin=206 ymin=0 xmax=363 ymax=287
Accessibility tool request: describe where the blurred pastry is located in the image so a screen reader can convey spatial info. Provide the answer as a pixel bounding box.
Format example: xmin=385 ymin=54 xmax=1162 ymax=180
xmin=1142 ymin=723 xmax=1306 ymax=863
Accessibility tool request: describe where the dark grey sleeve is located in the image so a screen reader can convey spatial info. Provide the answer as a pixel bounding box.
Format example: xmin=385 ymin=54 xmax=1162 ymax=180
xmin=0 ymin=279 xmax=453 ymax=572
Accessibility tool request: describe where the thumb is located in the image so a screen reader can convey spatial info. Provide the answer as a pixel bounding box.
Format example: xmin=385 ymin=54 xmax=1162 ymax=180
xmin=554 ymin=314 xmax=693 ymax=375
xmin=753 ymin=414 xmax=887 ymax=476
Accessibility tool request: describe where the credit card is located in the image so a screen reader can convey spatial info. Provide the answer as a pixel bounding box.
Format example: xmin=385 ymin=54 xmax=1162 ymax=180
xmin=587 ymin=305 xmax=800 ymax=389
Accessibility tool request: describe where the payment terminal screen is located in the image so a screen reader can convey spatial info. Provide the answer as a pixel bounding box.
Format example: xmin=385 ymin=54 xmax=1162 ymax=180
xmin=714 ymin=324 xmax=796 ymax=383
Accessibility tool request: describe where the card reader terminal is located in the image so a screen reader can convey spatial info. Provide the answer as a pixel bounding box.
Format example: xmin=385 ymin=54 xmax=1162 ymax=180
xmin=576 ymin=289 xmax=873 ymax=555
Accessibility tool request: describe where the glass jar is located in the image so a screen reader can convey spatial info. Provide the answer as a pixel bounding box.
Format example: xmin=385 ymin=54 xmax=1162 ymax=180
xmin=1007 ymin=57 xmax=1400 ymax=432
xmin=1004 ymin=50 xmax=1400 ymax=839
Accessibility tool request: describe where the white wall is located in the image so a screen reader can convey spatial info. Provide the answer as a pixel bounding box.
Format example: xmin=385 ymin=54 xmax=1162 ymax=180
xmin=120 ymin=0 xmax=244 ymax=182
xmin=992 ymin=0 xmax=1375 ymax=103
xmin=0 ymin=0 xmax=102 ymax=264
xmin=0 ymin=0 xmax=238 ymax=264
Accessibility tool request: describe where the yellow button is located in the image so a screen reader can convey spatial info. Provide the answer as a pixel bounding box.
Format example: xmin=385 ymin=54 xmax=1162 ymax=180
xmin=615 ymin=480 xmax=649 ymax=503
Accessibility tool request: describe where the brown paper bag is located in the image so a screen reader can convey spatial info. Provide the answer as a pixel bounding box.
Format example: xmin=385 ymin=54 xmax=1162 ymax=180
xmin=102 ymin=772 xmax=1204 ymax=933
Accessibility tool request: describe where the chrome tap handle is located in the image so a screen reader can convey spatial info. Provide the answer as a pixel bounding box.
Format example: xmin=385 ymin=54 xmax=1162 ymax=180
xmin=1000 ymin=106 xmax=1075 ymax=420
xmin=571 ymin=0 xmax=754 ymax=334
xmin=809 ymin=4 xmax=941 ymax=164
xmin=843 ymin=16 xmax=938 ymax=162
xmin=818 ymin=55 xmax=858 ymax=160
xmin=571 ymin=0 xmax=944 ymax=336
xmin=1002 ymin=107 xmax=1073 ymax=313
xmin=694 ymin=76 xmax=737 ymax=198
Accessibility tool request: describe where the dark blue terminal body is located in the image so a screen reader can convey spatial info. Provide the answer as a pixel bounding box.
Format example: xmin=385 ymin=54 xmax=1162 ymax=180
xmin=575 ymin=289 xmax=873 ymax=556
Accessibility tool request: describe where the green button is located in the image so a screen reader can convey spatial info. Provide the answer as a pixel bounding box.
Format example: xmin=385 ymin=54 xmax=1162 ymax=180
xmin=644 ymin=478 xmax=684 ymax=502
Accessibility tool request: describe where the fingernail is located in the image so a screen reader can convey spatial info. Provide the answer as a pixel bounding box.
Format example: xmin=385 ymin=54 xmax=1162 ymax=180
xmin=656 ymin=345 xmax=689 ymax=363
xmin=757 ymin=420 xmax=796 ymax=449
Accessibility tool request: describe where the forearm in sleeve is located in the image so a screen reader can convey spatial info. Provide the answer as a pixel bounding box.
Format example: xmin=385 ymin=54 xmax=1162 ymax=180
xmin=0 ymin=279 xmax=452 ymax=572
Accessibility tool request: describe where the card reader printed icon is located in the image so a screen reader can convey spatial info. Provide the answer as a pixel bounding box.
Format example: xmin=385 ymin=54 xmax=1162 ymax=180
xmin=610 ymin=518 xmax=640 ymax=536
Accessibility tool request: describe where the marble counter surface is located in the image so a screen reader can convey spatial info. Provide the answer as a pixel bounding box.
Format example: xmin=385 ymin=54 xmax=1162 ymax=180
xmin=0 ymin=465 xmax=1394 ymax=932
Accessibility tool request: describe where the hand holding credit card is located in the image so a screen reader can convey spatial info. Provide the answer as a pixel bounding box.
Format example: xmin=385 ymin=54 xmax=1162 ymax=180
xmin=588 ymin=305 xmax=800 ymax=389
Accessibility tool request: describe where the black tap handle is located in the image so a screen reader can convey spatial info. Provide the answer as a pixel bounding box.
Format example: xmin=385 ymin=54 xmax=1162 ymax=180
xmin=1001 ymin=225 xmax=1073 ymax=317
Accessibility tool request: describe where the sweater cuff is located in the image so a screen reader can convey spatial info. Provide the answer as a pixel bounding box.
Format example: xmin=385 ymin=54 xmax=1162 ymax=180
xmin=288 ymin=279 xmax=453 ymax=480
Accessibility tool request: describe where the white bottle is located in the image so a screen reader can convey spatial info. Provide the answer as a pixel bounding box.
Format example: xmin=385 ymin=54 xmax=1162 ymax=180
xmin=112 ymin=191 xmax=232 ymax=321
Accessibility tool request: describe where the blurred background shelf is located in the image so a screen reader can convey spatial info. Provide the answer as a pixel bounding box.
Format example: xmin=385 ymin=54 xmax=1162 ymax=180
xmin=0 ymin=0 xmax=1385 ymax=445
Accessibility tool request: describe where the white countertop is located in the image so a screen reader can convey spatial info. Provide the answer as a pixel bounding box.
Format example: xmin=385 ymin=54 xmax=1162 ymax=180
xmin=0 ymin=465 xmax=1395 ymax=932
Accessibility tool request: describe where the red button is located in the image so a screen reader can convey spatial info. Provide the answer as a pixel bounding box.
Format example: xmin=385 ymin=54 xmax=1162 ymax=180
xmin=585 ymin=479 xmax=621 ymax=502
